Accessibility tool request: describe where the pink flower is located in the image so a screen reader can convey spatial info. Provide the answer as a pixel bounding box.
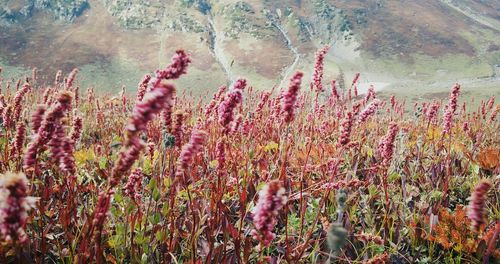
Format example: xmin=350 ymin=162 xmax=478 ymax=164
xmin=337 ymin=112 xmax=354 ymax=146
xmin=48 ymin=125 xmax=65 ymax=162
xmin=23 ymin=92 xmax=73 ymax=171
xmin=390 ymin=95 xmax=396 ymax=110
xmin=89 ymin=189 xmax=114 ymax=245
xmin=175 ymin=129 xmax=207 ymax=180
xmin=281 ymin=72 xmax=303 ymax=123
xmin=123 ymin=168 xmax=144 ymax=202
xmin=13 ymin=83 xmax=30 ymax=121
xmin=0 ymin=172 xmax=37 ymax=243
xmin=216 ymin=139 xmax=225 ymax=170
xmin=136 ymin=74 xmax=152 ymax=102
xmin=66 ymin=68 xmax=79 ymax=89
xmin=43 ymin=87 xmax=53 ymax=104
xmin=358 ymin=99 xmax=380 ymax=123
xmin=150 ymin=50 xmax=191 ymax=89
xmin=173 ymin=111 xmax=185 ymax=147
xmin=443 ymin=83 xmax=460 ymax=134
xmin=491 ymin=106 xmax=498 ymax=122
xmin=241 ymin=118 xmax=251 ymax=135
xmin=125 ymin=83 xmax=175 ymax=134
xmin=161 ymin=107 xmax=173 ymax=133
xmin=73 ymin=86 xmax=80 ymax=107
xmin=2 ymin=105 xmax=12 ymax=129
xmin=110 ymin=82 xmax=176 ymax=187
xmin=255 ymin=92 xmax=271 ymax=116
xmin=378 ymin=122 xmax=399 ymax=165
xmin=270 ymin=94 xmax=283 ymax=120
xmin=330 ymin=80 xmax=340 ymax=103
xmin=0 ymin=95 xmax=5 ymax=116
xmin=11 ymin=122 xmax=26 ymax=157
xmin=218 ymin=79 xmax=246 ymax=133
xmin=467 ymin=179 xmax=492 ymax=231
xmin=486 ymin=95 xmax=495 ymax=111
xmin=462 ymin=122 xmax=469 ymax=133
xmin=351 ymin=73 xmax=361 ymax=87
xmin=251 ymin=180 xmax=287 ymax=247
xmin=110 ymin=137 xmax=145 ymax=187
xmin=59 ymin=136 xmax=76 ymax=175
xmin=311 ymin=45 xmax=330 ymax=93
xmin=231 ymin=114 xmax=243 ymax=133
xmin=426 ymin=101 xmax=440 ymax=125
xmin=364 ymin=85 xmax=376 ymax=104
xmin=70 ymin=114 xmax=83 ymax=144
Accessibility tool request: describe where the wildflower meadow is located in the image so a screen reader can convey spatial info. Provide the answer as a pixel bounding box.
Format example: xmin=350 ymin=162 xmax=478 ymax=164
xmin=0 ymin=48 xmax=498 ymax=263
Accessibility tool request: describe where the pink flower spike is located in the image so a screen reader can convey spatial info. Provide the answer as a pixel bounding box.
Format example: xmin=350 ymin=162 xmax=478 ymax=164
xmin=251 ymin=180 xmax=287 ymax=247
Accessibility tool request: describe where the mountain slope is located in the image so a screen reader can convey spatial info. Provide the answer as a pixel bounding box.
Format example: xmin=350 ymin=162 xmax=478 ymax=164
xmin=0 ymin=0 xmax=498 ymax=96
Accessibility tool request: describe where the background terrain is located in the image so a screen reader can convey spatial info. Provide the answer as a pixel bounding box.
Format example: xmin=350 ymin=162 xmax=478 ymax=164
xmin=1 ymin=0 xmax=499 ymax=100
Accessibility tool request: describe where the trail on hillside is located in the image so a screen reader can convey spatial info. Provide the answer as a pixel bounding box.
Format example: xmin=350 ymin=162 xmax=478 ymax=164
xmin=207 ymin=14 xmax=235 ymax=82
xmin=272 ymin=20 xmax=301 ymax=88
xmin=439 ymin=0 xmax=500 ymax=32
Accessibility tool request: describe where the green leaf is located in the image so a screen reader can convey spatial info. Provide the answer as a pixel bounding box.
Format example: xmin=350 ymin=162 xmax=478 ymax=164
xmin=264 ymin=141 xmax=279 ymax=152
xmin=430 ymin=190 xmax=444 ymax=202
xmin=151 ymin=212 xmax=161 ymax=225
xmin=368 ymin=184 xmax=378 ymax=197
xmin=114 ymin=192 xmax=123 ymax=203
xmin=388 ymin=172 xmax=401 ymax=183
xmin=155 ymin=230 xmax=165 ymax=241
xmin=148 ymin=178 xmax=157 ymax=190
xmin=366 ymin=147 xmax=373 ymax=158
xmin=471 ymin=164 xmax=480 ymax=175
xmin=153 ymin=187 xmax=161 ymax=201
xmin=98 ymin=156 xmax=107 ymax=170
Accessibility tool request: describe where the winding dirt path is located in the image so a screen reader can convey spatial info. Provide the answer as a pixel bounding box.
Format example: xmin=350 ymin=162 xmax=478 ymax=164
xmin=272 ymin=21 xmax=300 ymax=88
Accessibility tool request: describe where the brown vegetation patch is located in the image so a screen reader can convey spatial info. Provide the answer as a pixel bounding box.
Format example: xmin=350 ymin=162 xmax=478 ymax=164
xmin=224 ymin=38 xmax=293 ymax=79
xmin=334 ymin=0 xmax=478 ymax=58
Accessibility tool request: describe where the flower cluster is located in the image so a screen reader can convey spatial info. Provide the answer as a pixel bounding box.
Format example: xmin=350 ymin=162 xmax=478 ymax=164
xmin=0 ymin=172 xmax=37 ymax=243
xmin=281 ymin=71 xmax=303 ymax=123
xmin=13 ymin=83 xmax=30 ymax=122
xmin=443 ymin=84 xmax=460 ymax=134
xmin=378 ymin=122 xmax=399 ymax=165
xmin=426 ymin=101 xmax=440 ymax=125
xmin=251 ymin=180 xmax=287 ymax=247
xmin=150 ymin=50 xmax=191 ymax=89
xmin=338 ymin=112 xmax=354 ymax=146
xmin=311 ymin=45 xmax=330 ymax=93
xmin=70 ymin=114 xmax=83 ymax=144
xmin=111 ymin=82 xmax=176 ymax=187
xmin=467 ymin=179 xmax=492 ymax=231
xmin=175 ymin=129 xmax=207 ymax=180
xmin=66 ymin=68 xmax=79 ymax=89
xmin=358 ymin=99 xmax=381 ymax=123
xmin=24 ymin=91 xmax=73 ymax=171
xmin=218 ymin=79 xmax=246 ymax=133
xmin=136 ymin=74 xmax=152 ymax=101
xmin=216 ymin=139 xmax=225 ymax=170
xmin=330 ymin=80 xmax=340 ymax=103
xmin=123 ymin=168 xmax=144 ymax=202
xmin=173 ymin=110 xmax=184 ymax=147
xmin=11 ymin=122 xmax=26 ymax=157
